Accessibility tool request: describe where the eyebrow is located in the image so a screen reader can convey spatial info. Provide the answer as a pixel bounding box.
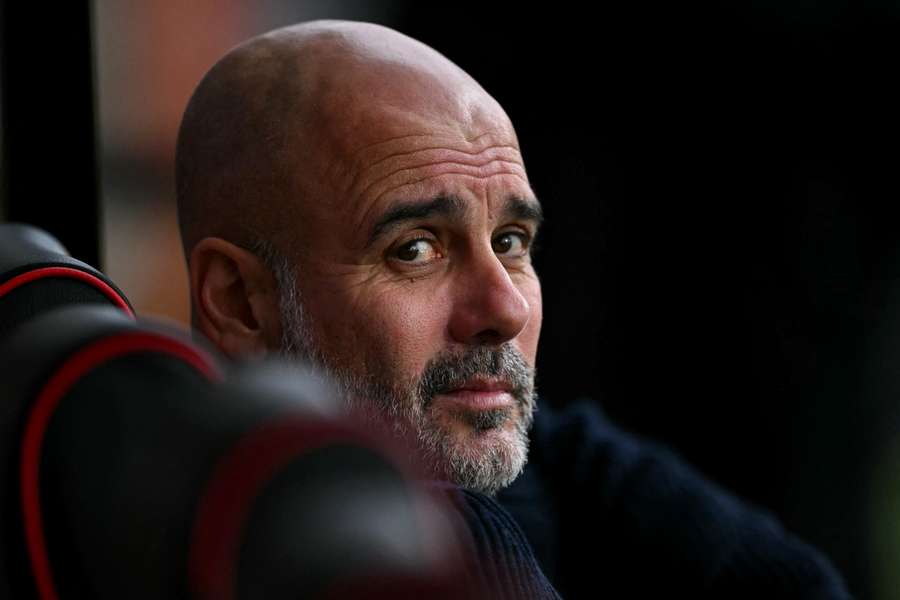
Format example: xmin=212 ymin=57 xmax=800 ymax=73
xmin=367 ymin=194 xmax=543 ymax=248
xmin=368 ymin=195 xmax=465 ymax=247
xmin=504 ymin=196 xmax=544 ymax=227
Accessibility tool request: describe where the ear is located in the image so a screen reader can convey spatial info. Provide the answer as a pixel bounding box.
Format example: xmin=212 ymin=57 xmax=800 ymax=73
xmin=189 ymin=237 xmax=282 ymax=358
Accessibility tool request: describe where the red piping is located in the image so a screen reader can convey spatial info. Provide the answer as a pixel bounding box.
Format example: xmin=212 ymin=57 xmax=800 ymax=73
xmin=189 ymin=419 xmax=371 ymax=600
xmin=20 ymin=332 xmax=220 ymax=600
xmin=0 ymin=266 xmax=134 ymax=317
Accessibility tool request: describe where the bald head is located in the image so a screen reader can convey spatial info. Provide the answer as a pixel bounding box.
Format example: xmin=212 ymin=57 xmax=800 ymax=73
xmin=175 ymin=20 xmax=515 ymax=259
xmin=178 ymin=21 xmax=541 ymax=496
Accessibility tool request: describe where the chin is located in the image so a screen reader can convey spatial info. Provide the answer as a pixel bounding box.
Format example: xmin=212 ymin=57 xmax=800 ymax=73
xmin=423 ymin=406 xmax=530 ymax=496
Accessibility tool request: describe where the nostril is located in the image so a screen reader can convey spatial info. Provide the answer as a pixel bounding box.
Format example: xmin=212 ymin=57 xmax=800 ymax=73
xmin=472 ymin=329 xmax=503 ymax=345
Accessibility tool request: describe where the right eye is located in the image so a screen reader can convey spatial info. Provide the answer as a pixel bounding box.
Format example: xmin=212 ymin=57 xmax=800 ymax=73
xmin=393 ymin=238 xmax=441 ymax=264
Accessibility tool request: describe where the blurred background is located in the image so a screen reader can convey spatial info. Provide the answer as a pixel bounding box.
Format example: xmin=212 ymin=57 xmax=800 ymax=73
xmin=3 ymin=1 xmax=900 ymax=597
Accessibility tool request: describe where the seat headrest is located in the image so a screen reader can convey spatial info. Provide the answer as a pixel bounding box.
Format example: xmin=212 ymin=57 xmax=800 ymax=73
xmin=0 ymin=224 xmax=133 ymax=340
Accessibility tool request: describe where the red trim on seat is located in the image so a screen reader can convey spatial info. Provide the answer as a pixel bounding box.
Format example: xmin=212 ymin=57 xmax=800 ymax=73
xmin=20 ymin=332 xmax=221 ymax=600
xmin=0 ymin=266 xmax=134 ymax=317
xmin=189 ymin=419 xmax=375 ymax=600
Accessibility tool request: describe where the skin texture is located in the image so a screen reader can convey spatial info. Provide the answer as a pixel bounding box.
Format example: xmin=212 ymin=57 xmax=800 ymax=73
xmin=177 ymin=20 xmax=543 ymax=491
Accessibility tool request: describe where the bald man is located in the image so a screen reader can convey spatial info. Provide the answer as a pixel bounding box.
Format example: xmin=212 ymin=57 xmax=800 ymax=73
xmin=176 ymin=21 xmax=850 ymax=598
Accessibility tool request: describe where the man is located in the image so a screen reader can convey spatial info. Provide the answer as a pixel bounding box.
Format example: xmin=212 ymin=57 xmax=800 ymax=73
xmin=176 ymin=20 xmax=850 ymax=598
xmin=177 ymin=19 xmax=541 ymax=497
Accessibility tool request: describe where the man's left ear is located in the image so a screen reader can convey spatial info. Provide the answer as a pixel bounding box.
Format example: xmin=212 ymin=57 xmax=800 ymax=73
xmin=189 ymin=237 xmax=282 ymax=359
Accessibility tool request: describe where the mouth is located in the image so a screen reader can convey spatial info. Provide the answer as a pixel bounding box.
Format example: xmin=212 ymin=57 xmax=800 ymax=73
xmin=432 ymin=378 xmax=516 ymax=411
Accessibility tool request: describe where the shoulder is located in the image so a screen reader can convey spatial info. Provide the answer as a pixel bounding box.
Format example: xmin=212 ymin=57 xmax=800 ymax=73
xmin=518 ymin=398 xmax=853 ymax=599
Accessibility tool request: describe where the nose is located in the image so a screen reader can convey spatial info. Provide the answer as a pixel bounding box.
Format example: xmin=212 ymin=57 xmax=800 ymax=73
xmin=447 ymin=253 xmax=531 ymax=346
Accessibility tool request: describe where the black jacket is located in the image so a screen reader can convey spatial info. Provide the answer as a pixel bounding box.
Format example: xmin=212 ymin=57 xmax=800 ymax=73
xmin=495 ymin=399 xmax=852 ymax=599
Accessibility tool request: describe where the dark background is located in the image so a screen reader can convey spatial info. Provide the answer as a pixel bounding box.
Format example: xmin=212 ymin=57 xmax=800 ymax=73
xmin=401 ymin=3 xmax=900 ymax=598
xmin=4 ymin=2 xmax=900 ymax=597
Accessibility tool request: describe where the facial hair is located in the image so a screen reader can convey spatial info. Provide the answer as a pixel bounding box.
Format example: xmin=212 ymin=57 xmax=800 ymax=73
xmin=273 ymin=262 xmax=536 ymax=496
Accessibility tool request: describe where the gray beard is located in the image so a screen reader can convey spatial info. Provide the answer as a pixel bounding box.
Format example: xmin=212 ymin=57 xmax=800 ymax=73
xmin=272 ymin=262 xmax=535 ymax=496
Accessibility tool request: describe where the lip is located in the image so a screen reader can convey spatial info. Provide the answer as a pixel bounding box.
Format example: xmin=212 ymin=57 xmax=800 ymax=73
xmin=434 ymin=378 xmax=515 ymax=411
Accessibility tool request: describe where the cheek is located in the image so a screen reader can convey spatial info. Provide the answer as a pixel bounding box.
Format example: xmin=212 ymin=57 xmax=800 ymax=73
xmin=310 ymin=280 xmax=450 ymax=377
xmin=518 ymin=283 xmax=543 ymax=365
xmin=369 ymin=291 xmax=448 ymax=373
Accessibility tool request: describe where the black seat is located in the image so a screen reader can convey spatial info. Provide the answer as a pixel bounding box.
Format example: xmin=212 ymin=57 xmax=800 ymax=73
xmin=0 ymin=305 xmax=469 ymax=599
xmin=0 ymin=224 xmax=133 ymax=340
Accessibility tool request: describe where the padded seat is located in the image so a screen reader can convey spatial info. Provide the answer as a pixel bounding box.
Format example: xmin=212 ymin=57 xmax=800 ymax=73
xmin=0 ymin=224 xmax=133 ymax=340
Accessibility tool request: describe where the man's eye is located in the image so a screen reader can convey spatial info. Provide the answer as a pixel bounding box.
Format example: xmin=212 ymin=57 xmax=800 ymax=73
xmin=492 ymin=231 xmax=529 ymax=257
xmin=394 ymin=239 xmax=440 ymax=263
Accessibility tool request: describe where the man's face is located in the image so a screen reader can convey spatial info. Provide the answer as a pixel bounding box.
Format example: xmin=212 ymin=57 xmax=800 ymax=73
xmin=277 ymin=107 xmax=543 ymax=494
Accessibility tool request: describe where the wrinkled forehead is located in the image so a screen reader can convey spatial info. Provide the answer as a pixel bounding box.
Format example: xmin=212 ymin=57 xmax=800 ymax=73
xmin=322 ymin=106 xmax=528 ymax=232
xmin=304 ymin=52 xmax=517 ymax=169
xmin=267 ymin=26 xmax=528 ymax=248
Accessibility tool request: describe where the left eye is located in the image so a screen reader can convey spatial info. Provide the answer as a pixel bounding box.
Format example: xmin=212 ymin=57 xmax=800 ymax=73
xmin=492 ymin=232 xmax=529 ymax=257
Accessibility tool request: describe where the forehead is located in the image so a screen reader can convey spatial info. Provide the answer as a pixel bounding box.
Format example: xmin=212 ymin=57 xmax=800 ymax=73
xmin=351 ymin=124 xmax=529 ymax=196
xmin=278 ymin=50 xmax=535 ymax=247
xmin=348 ymin=128 xmax=535 ymax=240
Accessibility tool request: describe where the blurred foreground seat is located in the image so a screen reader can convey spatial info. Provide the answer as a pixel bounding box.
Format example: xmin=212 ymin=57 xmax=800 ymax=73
xmin=0 ymin=305 xmax=473 ymax=599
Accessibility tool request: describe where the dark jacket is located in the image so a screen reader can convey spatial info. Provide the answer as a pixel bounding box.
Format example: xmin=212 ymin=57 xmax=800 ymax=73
xmin=496 ymin=399 xmax=852 ymax=599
